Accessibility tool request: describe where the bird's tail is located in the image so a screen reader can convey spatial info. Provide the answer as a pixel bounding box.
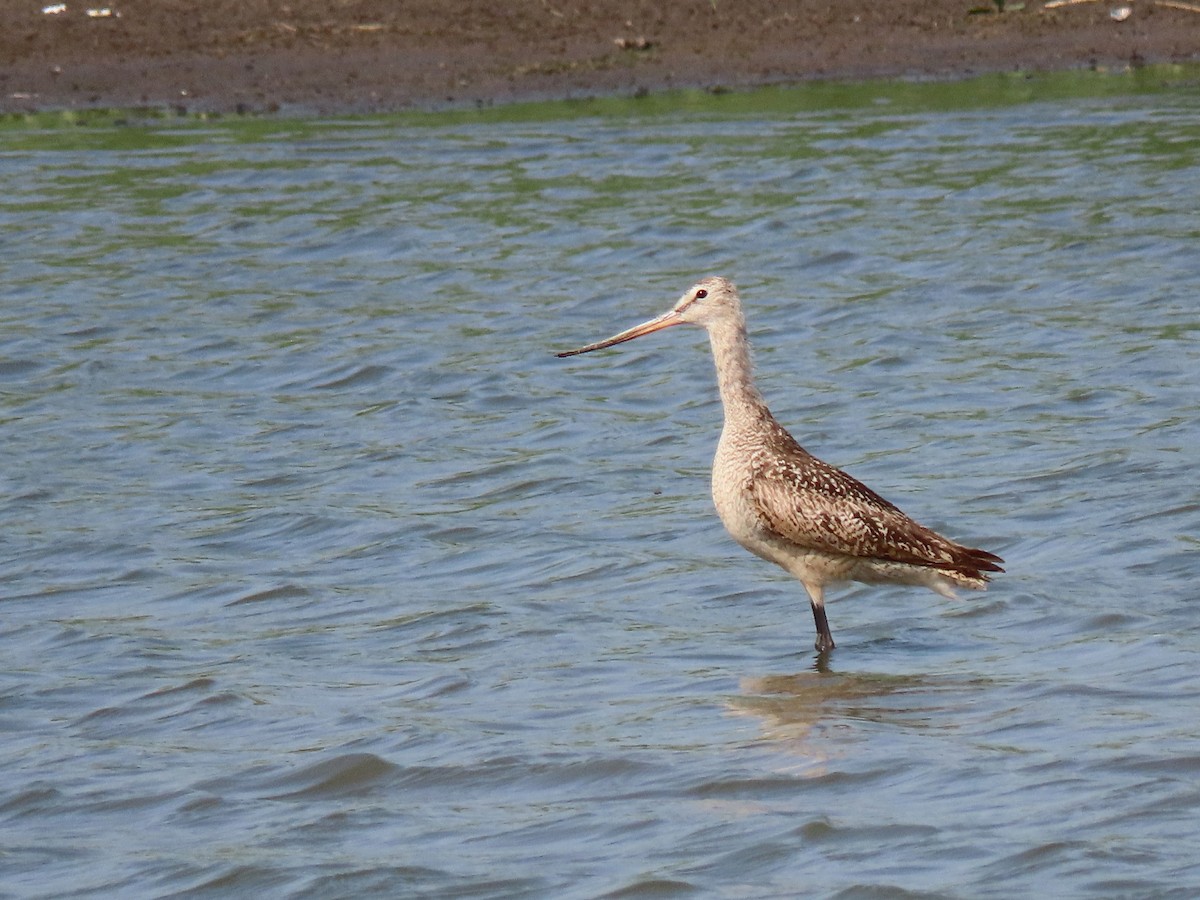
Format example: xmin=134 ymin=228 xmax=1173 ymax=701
xmin=945 ymin=545 xmax=1005 ymax=587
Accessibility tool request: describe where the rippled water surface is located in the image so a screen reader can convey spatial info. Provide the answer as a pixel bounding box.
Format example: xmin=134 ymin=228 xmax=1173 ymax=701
xmin=3 ymin=73 xmax=1199 ymax=897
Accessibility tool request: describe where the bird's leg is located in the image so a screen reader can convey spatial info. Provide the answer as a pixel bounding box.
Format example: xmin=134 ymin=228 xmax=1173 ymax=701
xmin=803 ymin=583 xmax=836 ymax=653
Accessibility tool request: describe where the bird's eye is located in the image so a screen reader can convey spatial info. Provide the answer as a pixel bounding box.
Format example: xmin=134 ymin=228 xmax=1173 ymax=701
xmin=695 ymin=289 xmax=708 ymax=300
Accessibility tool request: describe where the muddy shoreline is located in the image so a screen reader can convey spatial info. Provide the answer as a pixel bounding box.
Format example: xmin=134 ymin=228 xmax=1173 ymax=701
xmin=3 ymin=0 xmax=1198 ymax=115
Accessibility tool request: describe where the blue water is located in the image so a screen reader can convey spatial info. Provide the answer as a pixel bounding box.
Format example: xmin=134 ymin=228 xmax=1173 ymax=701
xmin=2 ymin=75 xmax=1199 ymax=897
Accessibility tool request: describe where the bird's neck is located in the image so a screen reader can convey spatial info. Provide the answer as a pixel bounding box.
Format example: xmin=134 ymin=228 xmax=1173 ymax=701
xmin=707 ymin=318 xmax=770 ymax=429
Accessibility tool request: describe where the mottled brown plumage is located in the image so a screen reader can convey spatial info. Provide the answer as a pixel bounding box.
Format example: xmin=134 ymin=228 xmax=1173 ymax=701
xmin=747 ymin=418 xmax=1001 ymax=582
xmin=558 ymin=276 xmax=1004 ymax=652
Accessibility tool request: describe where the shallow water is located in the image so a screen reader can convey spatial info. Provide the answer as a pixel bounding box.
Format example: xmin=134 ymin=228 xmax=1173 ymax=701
xmin=2 ymin=73 xmax=1199 ymax=897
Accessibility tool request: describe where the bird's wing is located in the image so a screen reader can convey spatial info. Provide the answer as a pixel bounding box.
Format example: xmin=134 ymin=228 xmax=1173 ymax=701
xmin=746 ymin=445 xmax=967 ymax=571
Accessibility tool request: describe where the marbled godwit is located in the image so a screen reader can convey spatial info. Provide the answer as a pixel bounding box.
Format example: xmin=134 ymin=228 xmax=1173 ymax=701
xmin=557 ymin=276 xmax=1003 ymax=652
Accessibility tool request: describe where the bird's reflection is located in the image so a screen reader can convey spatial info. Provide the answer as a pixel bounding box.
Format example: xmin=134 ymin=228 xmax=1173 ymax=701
xmin=729 ymin=662 xmax=970 ymax=760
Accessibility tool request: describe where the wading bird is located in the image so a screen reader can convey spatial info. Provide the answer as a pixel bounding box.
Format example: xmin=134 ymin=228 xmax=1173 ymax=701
xmin=557 ymin=277 xmax=1003 ymax=652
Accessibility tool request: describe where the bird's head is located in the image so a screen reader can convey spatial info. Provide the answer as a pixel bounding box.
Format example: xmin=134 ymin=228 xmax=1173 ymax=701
xmin=556 ymin=276 xmax=741 ymax=358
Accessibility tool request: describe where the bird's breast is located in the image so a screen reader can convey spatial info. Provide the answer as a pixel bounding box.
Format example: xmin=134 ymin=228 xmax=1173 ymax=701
xmin=711 ymin=429 xmax=768 ymax=552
